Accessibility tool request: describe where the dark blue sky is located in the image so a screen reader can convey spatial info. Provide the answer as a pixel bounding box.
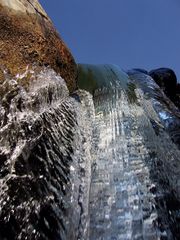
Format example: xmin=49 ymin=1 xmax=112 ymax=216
xmin=40 ymin=0 xmax=180 ymax=81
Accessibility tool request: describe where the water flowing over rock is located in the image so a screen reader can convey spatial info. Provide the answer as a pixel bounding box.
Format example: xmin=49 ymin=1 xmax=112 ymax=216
xmin=0 ymin=68 xmax=93 ymax=239
xmin=0 ymin=2 xmax=180 ymax=238
xmin=0 ymin=0 xmax=77 ymax=92
xmin=78 ymin=64 xmax=180 ymax=240
xmin=0 ymin=63 xmax=180 ymax=239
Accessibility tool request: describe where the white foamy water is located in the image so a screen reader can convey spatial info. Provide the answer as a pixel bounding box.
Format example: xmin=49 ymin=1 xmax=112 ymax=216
xmin=0 ymin=67 xmax=94 ymax=240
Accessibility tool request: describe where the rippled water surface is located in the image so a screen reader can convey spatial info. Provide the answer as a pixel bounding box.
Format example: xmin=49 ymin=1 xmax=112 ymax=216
xmin=79 ymin=64 xmax=180 ymax=240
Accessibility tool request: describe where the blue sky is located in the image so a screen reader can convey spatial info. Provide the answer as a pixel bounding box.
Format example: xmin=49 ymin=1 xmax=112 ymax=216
xmin=40 ymin=0 xmax=180 ymax=81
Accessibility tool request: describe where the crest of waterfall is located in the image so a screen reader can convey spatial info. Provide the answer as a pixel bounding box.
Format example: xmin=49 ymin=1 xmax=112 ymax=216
xmin=0 ymin=67 xmax=94 ymax=240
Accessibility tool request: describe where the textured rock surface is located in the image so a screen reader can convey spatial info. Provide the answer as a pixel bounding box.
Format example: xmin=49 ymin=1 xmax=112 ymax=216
xmin=0 ymin=0 xmax=77 ymax=92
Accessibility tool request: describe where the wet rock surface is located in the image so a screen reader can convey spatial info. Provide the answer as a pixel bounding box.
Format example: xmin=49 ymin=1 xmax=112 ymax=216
xmin=0 ymin=0 xmax=77 ymax=92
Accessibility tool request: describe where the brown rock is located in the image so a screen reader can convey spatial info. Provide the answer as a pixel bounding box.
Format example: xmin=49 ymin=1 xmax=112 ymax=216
xmin=0 ymin=0 xmax=77 ymax=92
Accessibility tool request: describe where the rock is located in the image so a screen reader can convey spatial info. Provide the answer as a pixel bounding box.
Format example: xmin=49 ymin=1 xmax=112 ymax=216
xmin=177 ymin=83 xmax=180 ymax=94
xmin=149 ymin=68 xmax=177 ymax=99
xmin=175 ymin=83 xmax=180 ymax=109
xmin=0 ymin=0 xmax=77 ymax=92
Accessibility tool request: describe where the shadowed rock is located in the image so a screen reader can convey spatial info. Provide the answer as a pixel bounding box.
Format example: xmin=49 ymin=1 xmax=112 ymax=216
xmin=149 ymin=68 xmax=180 ymax=108
xmin=177 ymin=83 xmax=180 ymax=93
xmin=0 ymin=0 xmax=77 ymax=92
xmin=175 ymin=83 xmax=180 ymax=108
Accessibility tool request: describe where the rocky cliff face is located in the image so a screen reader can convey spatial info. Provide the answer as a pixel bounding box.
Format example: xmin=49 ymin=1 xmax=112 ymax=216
xmin=0 ymin=0 xmax=77 ymax=92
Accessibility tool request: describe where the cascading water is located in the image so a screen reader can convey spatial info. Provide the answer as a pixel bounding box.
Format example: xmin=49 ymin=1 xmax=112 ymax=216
xmin=0 ymin=63 xmax=180 ymax=240
xmin=0 ymin=68 xmax=93 ymax=240
xmin=78 ymin=64 xmax=180 ymax=240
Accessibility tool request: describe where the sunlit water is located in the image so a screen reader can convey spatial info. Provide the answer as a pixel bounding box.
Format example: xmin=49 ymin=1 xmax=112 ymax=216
xmin=0 ymin=68 xmax=93 ymax=239
xmin=79 ymin=64 xmax=180 ymax=240
xmin=0 ymin=65 xmax=180 ymax=240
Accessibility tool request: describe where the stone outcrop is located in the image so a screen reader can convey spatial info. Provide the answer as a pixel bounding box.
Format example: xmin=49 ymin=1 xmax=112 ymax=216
xmin=0 ymin=0 xmax=77 ymax=92
xmin=149 ymin=68 xmax=180 ymax=109
xmin=149 ymin=68 xmax=177 ymax=98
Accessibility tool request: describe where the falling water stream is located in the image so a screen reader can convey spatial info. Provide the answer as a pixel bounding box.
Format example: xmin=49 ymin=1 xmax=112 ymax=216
xmin=0 ymin=68 xmax=93 ymax=240
xmin=0 ymin=65 xmax=180 ymax=239
xmin=79 ymin=64 xmax=180 ymax=240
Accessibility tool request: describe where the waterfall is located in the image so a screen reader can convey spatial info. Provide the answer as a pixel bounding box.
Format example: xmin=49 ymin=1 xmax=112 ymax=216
xmin=79 ymin=64 xmax=180 ymax=240
xmin=0 ymin=68 xmax=93 ymax=240
xmin=0 ymin=64 xmax=180 ymax=239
